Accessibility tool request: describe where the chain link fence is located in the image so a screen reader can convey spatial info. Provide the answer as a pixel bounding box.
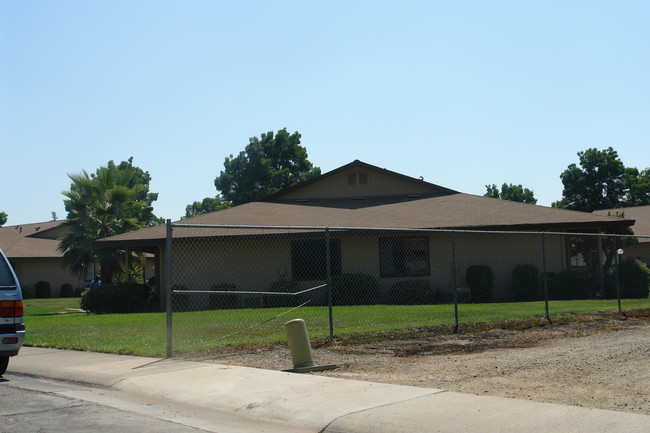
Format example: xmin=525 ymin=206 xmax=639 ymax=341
xmin=164 ymin=223 xmax=650 ymax=357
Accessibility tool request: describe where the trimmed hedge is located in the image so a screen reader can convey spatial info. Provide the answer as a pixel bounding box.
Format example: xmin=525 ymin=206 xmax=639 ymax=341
xmin=209 ymin=283 xmax=239 ymax=309
xmin=331 ymin=273 xmax=378 ymax=305
xmin=548 ymin=270 xmax=591 ymax=300
xmin=60 ymin=283 xmax=75 ymax=298
xmin=465 ymin=265 xmax=493 ymax=303
xmin=386 ymin=279 xmax=433 ymax=305
xmin=604 ymin=258 xmax=650 ymax=299
xmin=21 ymin=286 xmax=35 ymax=299
xmin=80 ymin=282 xmax=151 ymax=314
xmin=35 ymin=281 xmax=52 ymax=299
xmin=511 ymin=264 xmax=540 ymax=301
xmin=265 ymin=280 xmax=300 ymax=308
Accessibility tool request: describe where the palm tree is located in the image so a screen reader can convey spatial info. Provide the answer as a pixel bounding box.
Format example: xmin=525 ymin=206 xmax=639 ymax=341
xmin=58 ymin=161 xmax=153 ymax=283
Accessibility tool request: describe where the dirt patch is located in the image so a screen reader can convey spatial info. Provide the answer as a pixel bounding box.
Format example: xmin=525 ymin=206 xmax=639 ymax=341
xmin=197 ymin=311 xmax=650 ymax=415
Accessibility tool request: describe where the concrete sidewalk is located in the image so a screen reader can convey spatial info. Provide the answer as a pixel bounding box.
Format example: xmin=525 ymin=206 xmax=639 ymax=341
xmin=8 ymin=347 xmax=650 ymax=433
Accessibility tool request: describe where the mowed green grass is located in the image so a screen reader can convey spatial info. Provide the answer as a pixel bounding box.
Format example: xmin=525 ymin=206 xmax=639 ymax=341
xmin=23 ymin=297 xmax=650 ymax=358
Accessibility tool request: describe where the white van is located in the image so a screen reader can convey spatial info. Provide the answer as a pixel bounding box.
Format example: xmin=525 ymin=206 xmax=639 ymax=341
xmin=0 ymin=248 xmax=25 ymax=376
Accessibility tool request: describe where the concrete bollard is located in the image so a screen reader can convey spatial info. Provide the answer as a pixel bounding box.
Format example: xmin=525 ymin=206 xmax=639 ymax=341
xmin=284 ymin=318 xmax=315 ymax=369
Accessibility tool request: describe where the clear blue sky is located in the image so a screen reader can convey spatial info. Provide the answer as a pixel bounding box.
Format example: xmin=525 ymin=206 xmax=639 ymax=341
xmin=2 ymin=1 xmax=648 ymax=225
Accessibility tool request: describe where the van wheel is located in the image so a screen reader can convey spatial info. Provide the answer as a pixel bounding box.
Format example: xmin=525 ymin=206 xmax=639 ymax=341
xmin=0 ymin=356 xmax=9 ymax=376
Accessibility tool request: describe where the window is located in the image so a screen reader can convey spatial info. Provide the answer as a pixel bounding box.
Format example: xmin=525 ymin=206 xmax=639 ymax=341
xmin=358 ymin=172 xmax=368 ymax=184
xmin=291 ymin=239 xmax=341 ymax=281
xmin=84 ymin=263 xmax=100 ymax=282
xmin=380 ymin=236 xmax=430 ymax=277
xmin=567 ymin=237 xmax=587 ymax=268
xmin=346 ymin=172 xmax=368 ymax=186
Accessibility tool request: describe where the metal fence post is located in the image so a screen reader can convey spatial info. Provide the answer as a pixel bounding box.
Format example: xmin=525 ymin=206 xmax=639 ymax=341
xmin=615 ymin=237 xmax=622 ymax=313
xmin=165 ymin=219 xmax=173 ymax=358
xmin=325 ymin=227 xmax=334 ymax=338
xmin=450 ymin=231 xmax=459 ymax=333
xmin=541 ymin=232 xmax=551 ymax=324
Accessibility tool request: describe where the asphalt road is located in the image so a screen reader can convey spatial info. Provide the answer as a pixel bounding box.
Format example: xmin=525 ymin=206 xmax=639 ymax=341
xmin=0 ymin=373 xmax=229 ymax=433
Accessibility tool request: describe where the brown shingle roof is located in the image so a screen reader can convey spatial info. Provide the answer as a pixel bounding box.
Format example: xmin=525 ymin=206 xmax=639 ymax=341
xmin=97 ymin=161 xmax=634 ymax=248
xmin=594 ymin=205 xmax=650 ymax=242
xmin=0 ymin=221 xmax=65 ymax=258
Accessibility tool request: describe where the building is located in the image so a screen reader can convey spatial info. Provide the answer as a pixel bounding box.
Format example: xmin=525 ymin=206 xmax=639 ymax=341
xmin=0 ymin=221 xmax=83 ymax=296
xmin=96 ymin=160 xmax=634 ymax=303
xmin=593 ymin=205 xmax=650 ymax=265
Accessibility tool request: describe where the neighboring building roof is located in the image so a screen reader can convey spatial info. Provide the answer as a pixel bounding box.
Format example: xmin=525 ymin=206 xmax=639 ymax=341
xmin=593 ymin=205 xmax=650 ymax=243
xmin=97 ymin=160 xmax=634 ymax=248
xmin=0 ymin=220 xmax=66 ymax=259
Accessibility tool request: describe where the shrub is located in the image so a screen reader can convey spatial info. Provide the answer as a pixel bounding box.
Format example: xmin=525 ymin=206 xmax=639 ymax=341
xmin=80 ymin=282 xmax=151 ymax=314
xmin=465 ymin=265 xmax=493 ymax=303
xmin=267 ymin=280 xmax=300 ymax=307
xmin=548 ymin=270 xmax=591 ymax=300
xmin=331 ymin=273 xmax=378 ymax=305
xmin=21 ymin=285 xmax=35 ymax=299
xmin=604 ymin=259 xmax=650 ymax=299
xmin=209 ymin=283 xmax=239 ymax=309
xmin=386 ymin=279 xmax=433 ymax=305
xmin=35 ymin=281 xmax=52 ymax=299
xmin=433 ymin=286 xmax=471 ymax=304
xmin=60 ymin=283 xmax=75 ymax=298
xmin=170 ymin=285 xmax=190 ymax=312
xmin=511 ymin=265 xmax=540 ymax=301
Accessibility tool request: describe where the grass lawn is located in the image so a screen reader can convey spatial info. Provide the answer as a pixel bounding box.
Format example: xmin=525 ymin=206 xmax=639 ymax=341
xmin=23 ymin=297 xmax=650 ymax=358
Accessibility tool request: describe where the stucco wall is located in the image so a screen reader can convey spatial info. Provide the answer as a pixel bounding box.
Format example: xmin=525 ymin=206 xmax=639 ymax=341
xmin=10 ymin=258 xmax=84 ymax=297
xmin=166 ymin=231 xmax=569 ymax=305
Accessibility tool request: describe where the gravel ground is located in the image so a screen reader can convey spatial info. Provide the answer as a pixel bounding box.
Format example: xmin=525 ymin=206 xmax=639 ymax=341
xmin=198 ymin=311 xmax=650 ymax=415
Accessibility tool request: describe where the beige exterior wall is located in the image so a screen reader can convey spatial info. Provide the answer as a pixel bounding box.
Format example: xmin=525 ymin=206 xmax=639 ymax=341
xmin=10 ymin=258 xmax=85 ymax=297
xmin=164 ymin=231 xmax=570 ymax=305
xmin=279 ymin=168 xmax=439 ymax=200
xmin=10 ymin=256 xmax=157 ymax=298
xmin=621 ymin=243 xmax=650 ymax=267
xmin=171 ymin=239 xmax=293 ymax=292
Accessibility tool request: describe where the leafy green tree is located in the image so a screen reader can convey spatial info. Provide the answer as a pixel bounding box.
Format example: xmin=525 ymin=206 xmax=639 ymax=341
xmin=0 ymin=211 xmax=7 ymax=227
xmin=485 ymin=183 xmax=537 ymax=204
xmin=58 ymin=158 xmax=158 ymax=283
xmin=552 ymin=147 xmax=625 ymax=212
xmin=622 ymin=167 xmax=650 ymax=206
xmin=214 ymin=129 xmax=321 ymax=205
xmin=551 ymin=147 xmax=645 ymax=295
xmin=183 ymin=196 xmax=232 ymax=219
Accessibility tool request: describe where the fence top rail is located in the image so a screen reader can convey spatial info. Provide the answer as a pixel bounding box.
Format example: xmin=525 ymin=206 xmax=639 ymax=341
xmin=171 ymin=223 xmax=650 ymax=239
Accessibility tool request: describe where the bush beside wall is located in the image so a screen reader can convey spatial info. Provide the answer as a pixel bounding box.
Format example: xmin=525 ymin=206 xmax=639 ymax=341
xmin=80 ymin=282 xmax=152 ymax=314
xmin=465 ymin=265 xmax=493 ymax=303
xmin=209 ymin=283 xmax=239 ymax=309
xmin=60 ymin=283 xmax=75 ymax=298
xmin=21 ymin=286 xmax=35 ymax=299
xmin=35 ymin=281 xmax=52 ymax=299
xmin=511 ymin=264 xmax=540 ymax=301
xmin=386 ymin=279 xmax=433 ymax=305
xmin=331 ymin=273 xmax=378 ymax=305
xmin=548 ymin=270 xmax=591 ymax=300
xmin=267 ymin=280 xmax=300 ymax=308
xmin=604 ymin=258 xmax=650 ymax=299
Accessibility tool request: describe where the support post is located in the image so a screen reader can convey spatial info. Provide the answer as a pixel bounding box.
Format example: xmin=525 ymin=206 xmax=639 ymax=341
xmin=541 ymin=233 xmax=551 ymax=324
xmin=615 ymin=238 xmax=622 ymax=313
xmin=450 ymin=231 xmax=459 ymax=333
xmin=325 ymin=228 xmax=334 ymax=339
xmin=165 ymin=219 xmax=173 ymax=358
